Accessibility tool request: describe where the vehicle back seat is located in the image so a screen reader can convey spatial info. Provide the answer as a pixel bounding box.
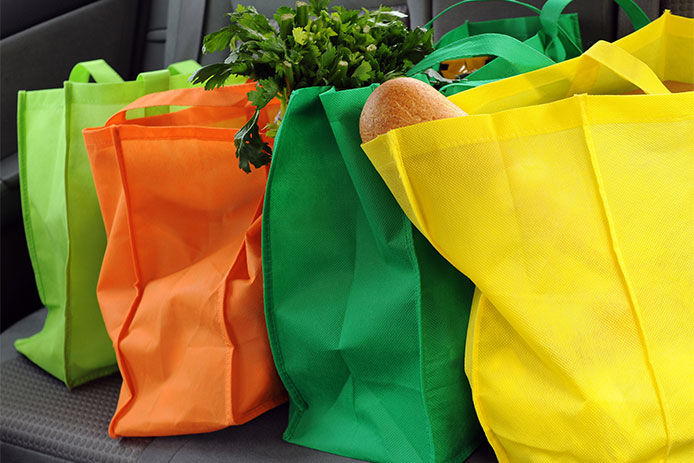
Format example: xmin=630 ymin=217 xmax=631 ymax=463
xmin=2 ymin=1 xmax=688 ymax=462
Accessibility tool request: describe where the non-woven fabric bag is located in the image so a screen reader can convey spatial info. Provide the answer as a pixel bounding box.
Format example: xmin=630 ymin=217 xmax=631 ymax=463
xmin=262 ymin=86 xmax=481 ymax=462
xmin=363 ymin=11 xmax=693 ymax=462
xmin=83 ymin=85 xmax=286 ymax=437
xmin=426 ymin=0 xmax=582 ymax=80
xmin=16 ymin=59 xmax=202 ymax=388
xmin=414 ymin=0 xmax=650 ymax=95
xmin=432 ymin=0 xmax=582 ymax=50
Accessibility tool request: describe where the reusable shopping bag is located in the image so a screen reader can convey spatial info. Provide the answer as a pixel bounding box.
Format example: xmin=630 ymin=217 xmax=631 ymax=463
xmin=16 ymin=59 xmax=201 ymax=388
xmin=427 ymin=0 xmax=581 ymax=80
xmin=263 ymin=86 xmax=481 ymax=462
xmin=415 ymin=0 xmax=650 ymax=95
xmin=432 ymin=0 xmax=581 ymax=50
xmin=362 ymin=11 xmax=694 ymax=462
xmin=83 ymin=85 xmax=286 ymax=437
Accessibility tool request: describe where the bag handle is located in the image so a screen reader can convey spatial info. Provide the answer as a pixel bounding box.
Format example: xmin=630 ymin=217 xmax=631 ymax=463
xmin=428 ymin=0 xmax=582 ymax=60
xmin=580 ymin=40 xmax=670 ymax=94
xmin=407 ymin=33 xmax=555 ymax=76
xmin=135 ymin=60 xmax=200 ymax=94
xmin=134 ymin=61 xmax=201 ymax=116
xmin=439 ymin=78 xmax=497 ymax=95
xmin=424 ymin=0 xmax=540 ymax=30
xmin=540 ymin=0 xmax=650 ymax=61
xmin=167 ymin=60 xmax=201 ymax=76
xmin=106 ymin=84 xmax=256 ymax=125
xmin=136 ymin=69 xmax=172 ymax=94
xmin=68 ymin=59 xmax=124 ymax=83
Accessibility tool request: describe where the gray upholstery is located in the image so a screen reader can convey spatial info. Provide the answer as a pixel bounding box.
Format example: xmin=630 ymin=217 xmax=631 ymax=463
xmin=0 ymin=0 xmax=139 ymax=159
xmin=0 ymin=309 xmax=496 ymax=462
xmin=0 ymin=0 xmax=141 ymax=331
xmin=1 ymin=357 xmax=151 ymax=462
xmin=619 ymin=0 xmax=692 ymax=36
xmin=665 ymin=0 xmax=694 ymax=15
xmin=0 ymin=1 xmax=99 ymax=39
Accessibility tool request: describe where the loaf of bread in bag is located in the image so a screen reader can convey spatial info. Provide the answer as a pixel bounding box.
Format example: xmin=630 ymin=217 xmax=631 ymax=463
xmin=359 ymin=77 xmax=467 ymax=143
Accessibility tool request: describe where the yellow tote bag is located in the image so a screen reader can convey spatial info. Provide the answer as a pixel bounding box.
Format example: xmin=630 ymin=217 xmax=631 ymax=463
xmin=363 ymin=12 xmax=693 ymax=463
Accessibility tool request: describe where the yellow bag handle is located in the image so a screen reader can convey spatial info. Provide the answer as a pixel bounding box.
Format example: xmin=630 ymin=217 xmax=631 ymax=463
xmin=573 ymin=40 xmax=670 ymax=95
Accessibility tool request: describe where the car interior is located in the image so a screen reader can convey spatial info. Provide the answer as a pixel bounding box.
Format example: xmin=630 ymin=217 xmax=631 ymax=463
xmin=1 ymin=0 xmax=690 ymax=462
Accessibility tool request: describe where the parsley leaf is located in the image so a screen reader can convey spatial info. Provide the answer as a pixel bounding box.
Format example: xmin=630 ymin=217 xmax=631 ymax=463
xmin=352 ymin=61 xmax=372 ymax=82
xmin=292 ymin=27 xmax=309 ymax=45
xmin=234 ymin=110 xmax=272 ymax=173
xmin=192 ymin=0 xmax=435 ymax=173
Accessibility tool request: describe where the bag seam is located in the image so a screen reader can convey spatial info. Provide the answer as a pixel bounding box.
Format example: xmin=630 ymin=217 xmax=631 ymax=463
xmin=470 ymin=294 xmax=510 ymax=463
xmin=17 ymin=91 xmax=49 ymax=304
xmin=218 ymin=203 xmax=271 ymax=425
xmin=261 ymin=121 xmax=308 ymax=441
xmin=400 ymin=113 xmax=692 ymax=153
xmin=393 ymin=130 xmax=436 ymax=462
xmin=390 ymin=128 xmax=485 ymax=461
xmin=218 ymin=252 xmax=236 ymax=425
xmin=106 ymin=126 xmax=145 ymax=437
xmin=579 ymin=95 xmax=671 ymax=461
xmin=63 ymin=83 xmax=74 ymax=386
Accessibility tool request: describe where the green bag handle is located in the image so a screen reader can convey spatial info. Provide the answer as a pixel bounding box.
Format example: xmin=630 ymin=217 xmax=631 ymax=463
xmin=424 ymin=0 xmax=541 ymax=30
xmin=68 ymin=59 xmax=124 ymax=83
xmin=425 ymin=0 xmax=582 ymax=69
xmin=439 ymin=78 xmax=497 ymax=95
xmin=540 ymin=0 xmax=650 ymax=61
xmin=407 ymin=33 xmax=555 ymax=76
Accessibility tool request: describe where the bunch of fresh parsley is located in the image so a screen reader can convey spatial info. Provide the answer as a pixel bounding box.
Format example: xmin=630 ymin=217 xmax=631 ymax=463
xmin=191 ymin=0 xmax=434 ymax=172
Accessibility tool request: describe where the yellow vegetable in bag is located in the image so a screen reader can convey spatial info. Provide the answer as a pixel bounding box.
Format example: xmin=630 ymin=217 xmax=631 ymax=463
xmin=363 ymin=11 xmax=694 ymax=463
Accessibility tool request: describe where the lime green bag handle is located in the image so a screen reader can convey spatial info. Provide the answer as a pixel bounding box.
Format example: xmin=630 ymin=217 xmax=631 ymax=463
xmin=68 ymin=59 xmax=124 ymax=83
xmin=137 ymin=60 xmax=201 ymax=92
xmin=167 ymin=59 xmax=201 ymax=76
xmin=541 ymin=0 xmax=650 ymax=61
xmin=407 ymin=33 xmax=555 ymax=76
xmin=135 ymin=60 xmax=201 ymax=115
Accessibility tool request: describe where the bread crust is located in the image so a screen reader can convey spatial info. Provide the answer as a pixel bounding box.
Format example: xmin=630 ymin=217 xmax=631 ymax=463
xmin=359 ymin=77 xmax=466 ymax=143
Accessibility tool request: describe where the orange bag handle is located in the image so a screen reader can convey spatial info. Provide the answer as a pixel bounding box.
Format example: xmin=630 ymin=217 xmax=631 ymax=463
xmin=106 ymin=84 xmax=257 ymax=125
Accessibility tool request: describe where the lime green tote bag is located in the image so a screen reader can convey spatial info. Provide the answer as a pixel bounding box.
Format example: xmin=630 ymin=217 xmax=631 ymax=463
xmin=16 ymin=59 xmax=200 ymax=388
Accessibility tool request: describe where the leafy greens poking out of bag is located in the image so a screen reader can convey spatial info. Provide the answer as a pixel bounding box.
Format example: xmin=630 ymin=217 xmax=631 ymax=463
xmin=191 ymin=0 xmax=434 ymax=172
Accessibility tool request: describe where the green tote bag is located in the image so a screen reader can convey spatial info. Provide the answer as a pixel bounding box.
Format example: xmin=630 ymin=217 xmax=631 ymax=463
xmin=431 ymin=0 xmax=582 ymax=56
xmin=263 ymin=86 xmax=481 ymax=462
xmin=16 ymin=59 xmax=200 ymax=388
xmin=414 ymin=0 xmax=650 ymax=95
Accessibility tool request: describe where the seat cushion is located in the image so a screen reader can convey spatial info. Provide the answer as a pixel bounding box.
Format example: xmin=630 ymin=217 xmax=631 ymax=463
xmin=1 ymin=311 xmax=496 ymax=462
xmin=0 ymin=310 xmax=363 ymax=462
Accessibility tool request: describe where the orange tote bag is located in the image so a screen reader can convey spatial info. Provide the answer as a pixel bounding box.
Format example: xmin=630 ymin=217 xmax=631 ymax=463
xmin=83 ymin=85 xmax=286 ymax=437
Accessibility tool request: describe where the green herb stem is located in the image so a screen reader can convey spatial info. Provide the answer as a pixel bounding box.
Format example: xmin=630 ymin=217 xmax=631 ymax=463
xmin=334 ymin=60 xmax=348 ymax=84
xmin=295 ymin=2 xmax=309 ymax=27
xmin=279 ymin=13 xmax=294 ymax=38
